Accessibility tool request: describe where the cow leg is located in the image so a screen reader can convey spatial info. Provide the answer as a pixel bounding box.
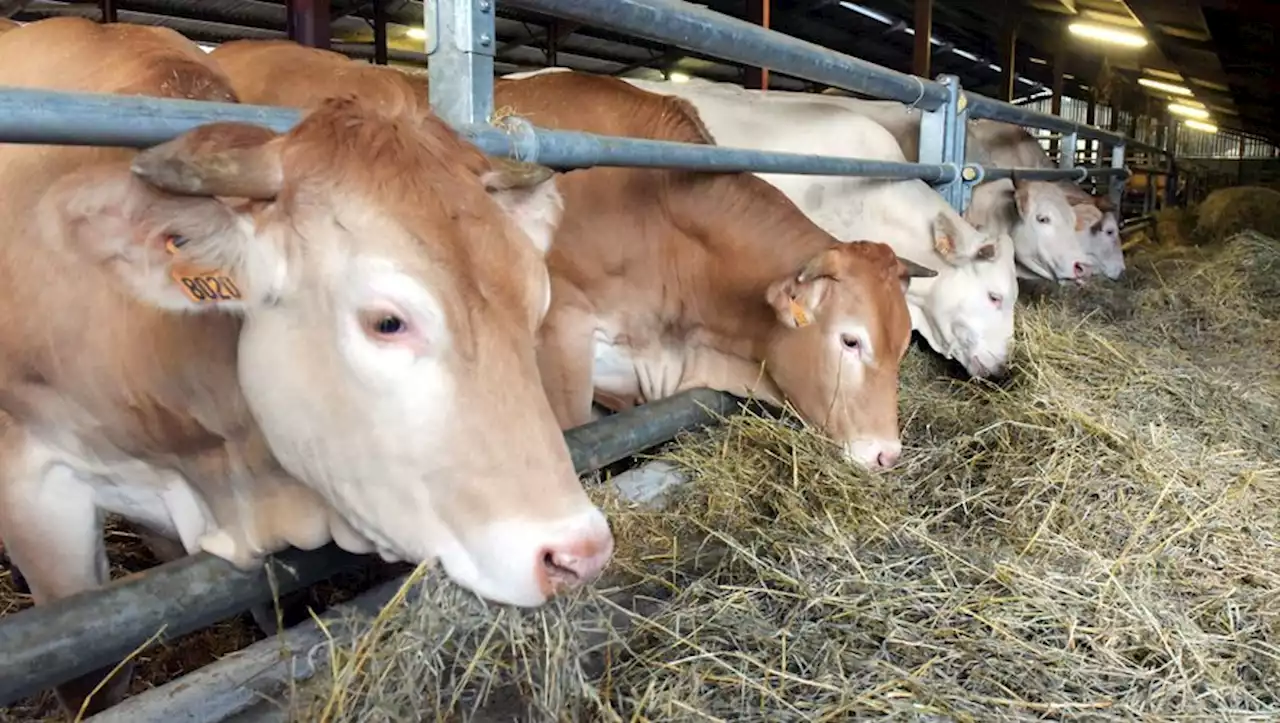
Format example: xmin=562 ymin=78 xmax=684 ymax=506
xmin=536 ymin=304 xmax=599 ymax=429
xmin=0 ymin=460 xmax=133 ymax=717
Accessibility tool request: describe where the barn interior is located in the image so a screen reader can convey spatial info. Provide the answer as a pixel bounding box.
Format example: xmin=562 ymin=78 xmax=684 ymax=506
xmin=1 ymin=2 xmax=1279 ymax=722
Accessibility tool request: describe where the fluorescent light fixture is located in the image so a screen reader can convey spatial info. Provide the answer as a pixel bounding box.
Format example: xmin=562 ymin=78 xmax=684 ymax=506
xmin=1137 ymin=77 xmax=1192 ymax=95
xmin=1029 ymin=57 xmax=1047 ymax=65
xmin=406 ymin=27 xmax=427 ymax=41
xmin=987 ymin=63 xmax=1003 ymax=72
xmin=668 ymin=71 xmax=691 ymax=83
xmin=838 ymin=2 xmax=893 ymax=25
xmin=953 ymin=48 xmax=980 ymax=62
xmin=1067 ymin=21 xmax=1149 ymax=48
xmin=1168 ymin=102 xmax=1210 ymax=119
xmin=1184 ymin=119 xmax=1217 ymax=133
xmin=1017 ymin=77 xmax=1036 ymax=86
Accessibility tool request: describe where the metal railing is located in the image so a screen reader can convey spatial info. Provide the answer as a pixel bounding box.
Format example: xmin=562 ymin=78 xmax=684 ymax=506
xmin=0 ymin=0 xmax=1166 ymax=712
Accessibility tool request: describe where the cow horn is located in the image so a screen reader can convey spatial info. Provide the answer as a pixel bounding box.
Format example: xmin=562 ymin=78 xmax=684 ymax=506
xmin=897 ymin=256 xmax=938 ymax=279
xmin=482 ymin=157 xmax=556 ymax=191
xmin=131 ymin=123 xmax=283 ymax=200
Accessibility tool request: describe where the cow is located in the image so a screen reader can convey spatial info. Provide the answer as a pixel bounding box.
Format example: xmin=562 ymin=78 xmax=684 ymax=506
xmin=207 ymin=40 xmax=937 ymax=470
xmin=611 ymin=74 xmax=1018 ymax=380
xmin=1063 ymin=185 xmax=1124 ymax=280
xmin=685 ymin=84 xmax=1099 ymax=285
xmin=0 ymin=17 xmax=611 ymax=714
xmin=0 ymin=18 xmax=18 ymax=35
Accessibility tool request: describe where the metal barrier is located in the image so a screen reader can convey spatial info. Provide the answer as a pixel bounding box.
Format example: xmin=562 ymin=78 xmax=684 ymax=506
xmin=0 ymin=0 xmax=1170 ymax=711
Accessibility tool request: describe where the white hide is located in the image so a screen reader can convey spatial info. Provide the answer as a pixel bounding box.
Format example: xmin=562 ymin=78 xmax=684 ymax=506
xmin=686 ymin=88 xmax=1096 ymax=283
xmin=619 ymin=75 xmax=1019 ymax=379
xmin=1080 ymin=209 xmax=1124 ymax=280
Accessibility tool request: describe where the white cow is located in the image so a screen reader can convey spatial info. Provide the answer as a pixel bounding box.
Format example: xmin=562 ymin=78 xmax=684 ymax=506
xmin=1062 ymin=184 xmax=1124 ymax=280
xmin=689 ymin=86 xmax=1101 ymax=285
xmin=1083 ymin=208 xmax=1123 ymax=279
xmin=607 ymin=75 xmax=1018 ymax=379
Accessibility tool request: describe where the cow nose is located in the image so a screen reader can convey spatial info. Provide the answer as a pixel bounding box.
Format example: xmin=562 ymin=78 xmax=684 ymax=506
xmin=537 ymin=531 xmax=614 ymax=594
xmin=845 ymin=439 xmax=902 ymax=470
xmin=876 ymin=448 xmax=901 ymax=469
xmin=1073 ymin=261 xmax=1092 ymax=281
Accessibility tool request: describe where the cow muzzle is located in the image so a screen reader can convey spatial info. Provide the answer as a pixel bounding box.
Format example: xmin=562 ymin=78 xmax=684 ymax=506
xmin=844 ymin=438 xmax=903 ymax=471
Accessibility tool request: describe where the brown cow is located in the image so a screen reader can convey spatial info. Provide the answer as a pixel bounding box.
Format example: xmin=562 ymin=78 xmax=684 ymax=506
xmin=0 ymin=18 xmax=19 ymax=35
xmin=210 ymin=40 xmax=936 ymax=470
xmin=0 ymin=17 xmax=611 ymax=715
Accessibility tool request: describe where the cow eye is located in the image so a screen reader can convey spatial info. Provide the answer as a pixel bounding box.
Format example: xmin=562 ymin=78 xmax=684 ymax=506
xmin=841 ymin=335 xmax=861 ymax=351
xmin=988 ymin=292 xmax=1003 ymax=308
xmin=1036 ymin=214 xmax=1051 ymax=224
xmin=374 ymin=316 xmax=405 ymax=335
xmin=361 ymin=310 xmax=409 ymax=339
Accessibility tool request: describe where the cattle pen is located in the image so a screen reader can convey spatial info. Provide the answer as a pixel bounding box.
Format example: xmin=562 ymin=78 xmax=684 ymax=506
xmin=1 ymin=1 xmax=1277 ymax=722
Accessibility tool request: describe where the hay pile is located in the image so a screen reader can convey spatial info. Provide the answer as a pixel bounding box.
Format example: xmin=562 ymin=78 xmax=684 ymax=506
xmin=85 ymin=230 xmax=1240 ymax=721
xmin=287 ymin=231 xmax=1280 ymax=722
xmin=1194 ymin=186 xmax=1280 ymax=244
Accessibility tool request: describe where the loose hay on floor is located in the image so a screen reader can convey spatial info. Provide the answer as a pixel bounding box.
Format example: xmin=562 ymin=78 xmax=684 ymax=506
xmin=287 ymin=232 xmax=1280 ymax=723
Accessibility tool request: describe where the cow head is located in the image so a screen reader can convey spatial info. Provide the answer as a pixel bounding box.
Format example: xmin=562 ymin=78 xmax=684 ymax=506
xmin=763 ymin=241 xmax=933 ymax=470
xmin=1080 ymin=209 xmax=1123 ymax=280
xmin=37 ymin=96 xmax=611 ymax=608
xmin=1010 ymin=179 xmax=1095 ymax=284
xmin=1065 ymin=189 xmax=1125 ymax=281
xmin=912 ymin=212 xmax=1018 ymax=379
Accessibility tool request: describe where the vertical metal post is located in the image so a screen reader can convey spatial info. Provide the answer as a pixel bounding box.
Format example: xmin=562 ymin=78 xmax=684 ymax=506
xmin=1085 ymin=91 xmax=1097 ymax=167
xmin=1108 ymin=142 xmax=1125 ymax=214
xmin=1059 ymin=131 xmax=1076 ymax=170
xmin=744 ymin=0 xmax=769 ymax=90
xmin=373 ymin=0 xmax=388 ymax=65
xmin=287 ymin=0 xmax=331 ymax=49
xmin=919 ymin=74 xmax=965 ymax=213
xmin=999 ymin=16 xmax=1017 ymax=102
xmin=428 ymin=0 xmax=496 ymax=128
xmin=1049 ymin=52 xmax=1064 ymax=159
xmin=100 ymin=0 xmax=116 ymax=23
xmin=913 ymin=0 xmax=932 ymax=79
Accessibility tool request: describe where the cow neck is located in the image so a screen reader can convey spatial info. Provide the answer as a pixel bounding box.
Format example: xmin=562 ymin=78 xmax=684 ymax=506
xmin=661 ymin=169 xmax=835 ymax=363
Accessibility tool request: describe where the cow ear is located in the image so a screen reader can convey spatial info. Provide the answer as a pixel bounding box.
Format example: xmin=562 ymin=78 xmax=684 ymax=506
xmin=764 ymin=248 xmax=842 ymax=329
xmin=1013 ymin=179 xmax=1035 ymax=219
xmin=480 ymin=158 xmax=564 ymax=257
xmin=37 ymin=124 xmax=289 ymax=313
xmin=1072 ymin=203 xmax=1103 ymax=232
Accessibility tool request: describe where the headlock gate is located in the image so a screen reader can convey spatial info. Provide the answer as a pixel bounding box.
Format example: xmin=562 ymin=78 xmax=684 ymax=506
xmin=0 ymin=0 xmax=1173 ymax=719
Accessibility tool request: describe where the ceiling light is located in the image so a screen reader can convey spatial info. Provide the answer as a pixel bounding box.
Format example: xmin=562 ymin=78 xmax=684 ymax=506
xmin=406 ymin=27 xmax=427 ymax=41
xmin=668 ymin=71 xmax=691 ymax=83
xmin=1029 ymin=57 xmax=1047 ymax=64
xmin=1184 ymin=120 xmax=1217 ymax=133
xmin=1068 ymin=22 xmax=1149 ymax=48
xmin=1168 ymin=102 xmax=1210 ymax=120
xmin=1137 ymin=78 xmax=1192 ymax=95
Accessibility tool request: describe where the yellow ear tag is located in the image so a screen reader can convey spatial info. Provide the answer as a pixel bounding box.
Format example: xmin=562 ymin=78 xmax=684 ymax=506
xmin=788 ymin=298 xmax=812 ymax=327
xmin=164 ymin=236 xmax=243 ymax=304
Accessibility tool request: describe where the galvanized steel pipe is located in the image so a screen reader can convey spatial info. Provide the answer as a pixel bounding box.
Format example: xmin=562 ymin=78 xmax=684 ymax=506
xmin=0 ymin=87 xmax=959 ymax=181
xmin=501 ymin=0 xmax=950 ymax=110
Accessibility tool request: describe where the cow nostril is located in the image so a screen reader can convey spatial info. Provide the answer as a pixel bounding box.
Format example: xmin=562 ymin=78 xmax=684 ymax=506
xmin=1073 ymin=262 xmax=1091 ymax=278
xmin=876 ymin=449 xmax=901 ymax=469
xmin=541 ymin=549 xmax=581 ymax=587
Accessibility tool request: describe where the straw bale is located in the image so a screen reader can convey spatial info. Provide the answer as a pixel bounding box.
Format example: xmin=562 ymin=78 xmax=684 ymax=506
xmin=1194 ymin=186 xmax=1280 ymax=245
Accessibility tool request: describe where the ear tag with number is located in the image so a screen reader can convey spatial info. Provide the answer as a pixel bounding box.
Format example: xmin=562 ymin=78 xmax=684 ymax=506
xmin=788 ymin=298 xmax=812 ymax=327
xmin=165 ymin=236 xmax=243 ymax=304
